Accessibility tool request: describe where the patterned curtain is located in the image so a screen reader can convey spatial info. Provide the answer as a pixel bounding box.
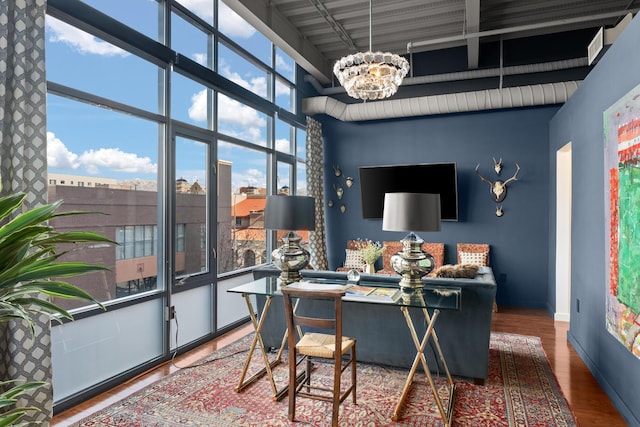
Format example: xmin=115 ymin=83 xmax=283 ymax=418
xmin=306 ymin=117 xmax=328 ymax=270
xmin=0 ymin=0 xmax=52 ymax=423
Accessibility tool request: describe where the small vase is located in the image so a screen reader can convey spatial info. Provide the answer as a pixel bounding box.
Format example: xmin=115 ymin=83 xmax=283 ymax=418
xmin=364 ymin=263 xmax=376 ymax=274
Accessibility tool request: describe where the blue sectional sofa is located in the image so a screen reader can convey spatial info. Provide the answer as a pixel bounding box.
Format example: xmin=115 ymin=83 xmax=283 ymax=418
xmin=252 ymin=264 xmax=497 ymax=384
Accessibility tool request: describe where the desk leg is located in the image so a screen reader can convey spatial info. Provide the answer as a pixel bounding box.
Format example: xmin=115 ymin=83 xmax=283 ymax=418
xmin=235 ymin=294 xmax=281 ymax=397
xmin=392 ymin=307 xmax=455 ymax=426
xmin=234 ymin=294 xmax=305 ymax=402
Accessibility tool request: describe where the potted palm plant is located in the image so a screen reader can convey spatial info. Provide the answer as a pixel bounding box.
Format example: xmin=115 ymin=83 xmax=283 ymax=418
xmin=0 ymin=191 xmax=113 ymax=425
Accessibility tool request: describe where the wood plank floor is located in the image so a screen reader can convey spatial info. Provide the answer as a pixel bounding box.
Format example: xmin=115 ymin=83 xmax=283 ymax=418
xmin=52 ymin=307 xmax=627 ymax=426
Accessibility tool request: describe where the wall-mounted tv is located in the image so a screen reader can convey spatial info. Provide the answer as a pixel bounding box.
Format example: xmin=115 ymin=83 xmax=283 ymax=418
xmin=359 ymin=163 xmax=459 ymax=221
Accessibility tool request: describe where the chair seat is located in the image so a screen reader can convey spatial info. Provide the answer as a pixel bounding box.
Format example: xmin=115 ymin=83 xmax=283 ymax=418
xmin=297 ymin=332 xmax=355 ymax=358
xmin=282 ymin=286 xmax=357 ymax=426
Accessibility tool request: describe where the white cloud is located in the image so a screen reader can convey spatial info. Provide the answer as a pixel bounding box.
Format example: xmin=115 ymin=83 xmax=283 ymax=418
xmin=193 ymin=53 xmax=207 ymax=65
xmin=220 ymin=62 xmax=267 ymax=97
xmin=275 ymin=54 xmax=294 ymax=74
xmin=175 ymin=0 xmax=214 ymax=21
xmin=275 ymin=138 xmax=290 ymax=152
xmin=79 ymin=148 xmax=157 ymax=175
xmin=220 ymin=60 xmax=289 ymax=98
xmin=46 ymin=16 xmax=128 ymax=57
xmin=173 ymin=0 xmax=255 ymax=38
xmin=243 ymin=127 xmax=263 ymax=143
xmin=232 ymin=168 xmax=266 ymax=189
xmin=47 ymin=132 xmax=80 ymax=169
xmin=218 ymin=2 xmax=256 ymax=38
xmin=187 ymin=91 xmax=266 ymax=144
xmin=275 ymin=78 xmax=291 ymax=97
xmin=218 ymin=95 xmax=267 ymax=146
xmin=46 ymin=132 xmax=157 ymax=175
xmin=218 ymin=94 xmax=266 ymax=128
xmin=218 ymin=126 xmax=265 ymax=146
xmin=248 ymin=77 xmax=268 ymax=98
xmin=188 ymin=89 xmax=208 ymax=122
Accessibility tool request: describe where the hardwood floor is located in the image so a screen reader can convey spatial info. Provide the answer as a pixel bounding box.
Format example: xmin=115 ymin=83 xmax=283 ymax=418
xmin=491 ymin=307 xmax=627 ymax=427
xmin=52 ymin=307 xmax=627 ymax=426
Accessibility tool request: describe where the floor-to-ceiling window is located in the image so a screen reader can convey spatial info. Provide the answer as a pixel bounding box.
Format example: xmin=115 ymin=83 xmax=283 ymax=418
xmin=46 ymin=0 xmax=306 ymax=411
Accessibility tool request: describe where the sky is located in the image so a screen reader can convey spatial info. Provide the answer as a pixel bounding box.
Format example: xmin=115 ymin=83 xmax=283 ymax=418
xmin=45 ymin=0 xmax=299 ymax=192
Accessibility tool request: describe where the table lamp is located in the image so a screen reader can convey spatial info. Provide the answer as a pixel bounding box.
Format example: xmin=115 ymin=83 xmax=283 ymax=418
xmin=382 ymin=192 xmax=441 ymax=289
xmin=264 ymin=195 xmax=316 ymax=284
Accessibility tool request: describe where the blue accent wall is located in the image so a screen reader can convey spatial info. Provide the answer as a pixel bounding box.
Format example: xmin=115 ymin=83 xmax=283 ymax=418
xmin=549 ymin=14 xmax=640 ymax=427
xmin=311 ymin=15 xmax=640 ymax=424
xmin=317 ymin=106 xmax=558 ymax=310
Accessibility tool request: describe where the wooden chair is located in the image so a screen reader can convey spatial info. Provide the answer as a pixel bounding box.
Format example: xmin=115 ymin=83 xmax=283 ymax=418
xmin=281 ymin=286 xmax=357 ymax=427
xmin=378 ymin=241 xmax=445 ymax=277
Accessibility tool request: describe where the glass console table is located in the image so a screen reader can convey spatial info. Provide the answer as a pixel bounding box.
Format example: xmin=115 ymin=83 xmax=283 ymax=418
xmin=227 ymin=276 xmax=461 ymax=425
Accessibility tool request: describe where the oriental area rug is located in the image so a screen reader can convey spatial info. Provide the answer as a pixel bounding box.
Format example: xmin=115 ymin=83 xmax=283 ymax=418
xmin=72 ymin=333 xmax=577 ymax=426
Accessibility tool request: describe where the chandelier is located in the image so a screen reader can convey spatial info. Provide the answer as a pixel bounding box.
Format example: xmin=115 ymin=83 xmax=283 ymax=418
xmin=333 ymin=0 xmax=410 ymax=101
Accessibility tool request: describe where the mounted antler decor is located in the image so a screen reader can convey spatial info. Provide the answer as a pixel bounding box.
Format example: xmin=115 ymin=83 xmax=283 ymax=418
xmin=493 ymin=157 xmax=502 ymax=175
xmin=475 ymin=162 xmax=521 ymax=203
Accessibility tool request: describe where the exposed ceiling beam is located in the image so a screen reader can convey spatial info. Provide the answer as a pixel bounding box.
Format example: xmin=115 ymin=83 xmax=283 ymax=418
xmin=407 ymin=8 xmax=639 ymax=52
xmin=223 ymin=0 xmax=333 ymax=83
xmin=307 ymin=0 xmax=357 ymax=50
xmin=465 ymin=0 xmax=480 ymax=69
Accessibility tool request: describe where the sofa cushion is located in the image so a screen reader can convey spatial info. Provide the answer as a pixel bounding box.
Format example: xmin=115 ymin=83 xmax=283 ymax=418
xmin=459 ymin=251 xmax=488 ymax=266
xmin=344 ymin=248 xmax=365 ymax=269
xmin=378 ymin=241 xmax=445 ymax=276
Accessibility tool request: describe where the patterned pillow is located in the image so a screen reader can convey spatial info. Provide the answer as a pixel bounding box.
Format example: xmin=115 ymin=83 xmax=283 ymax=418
xmin=459 ymin=251 xmax=488 ymax=266
xmin=344 ymin=248 xmax=365 ymax=269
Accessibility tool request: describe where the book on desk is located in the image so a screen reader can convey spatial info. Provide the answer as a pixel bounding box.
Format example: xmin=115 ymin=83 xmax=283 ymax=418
xmin=343 ymin=285 xmax=402 ymax=303
xmin=285 ymin=282 xmax=402 ymax=304
xmin=285 ymin=281 xmax=350 ymax=292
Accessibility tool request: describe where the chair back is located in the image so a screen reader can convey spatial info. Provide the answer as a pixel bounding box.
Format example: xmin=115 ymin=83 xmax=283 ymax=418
xmin=281 ymin=287 xmax=346 ymax=353
xmin=281 ymin=286 xmax=356 ymax=426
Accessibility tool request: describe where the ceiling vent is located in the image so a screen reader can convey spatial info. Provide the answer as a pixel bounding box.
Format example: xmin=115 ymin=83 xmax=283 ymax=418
xmin=588 ymin=13 xmax=633 ymax=65
xmin=587 ymin=27 xmax=604 ymax=65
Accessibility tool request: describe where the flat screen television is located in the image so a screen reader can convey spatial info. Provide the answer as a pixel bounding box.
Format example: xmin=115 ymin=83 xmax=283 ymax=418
xmin=359 ymin=163 xmax=459 ymax=221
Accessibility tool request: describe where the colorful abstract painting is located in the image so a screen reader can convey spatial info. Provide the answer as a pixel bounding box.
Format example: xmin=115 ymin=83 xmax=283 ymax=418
xmin=604 ymin=83 xmax=640 ymax=358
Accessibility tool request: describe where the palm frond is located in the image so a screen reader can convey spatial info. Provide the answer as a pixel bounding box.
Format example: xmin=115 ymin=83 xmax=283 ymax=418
xmin=0 ymin=192 xmax=112 ymax=425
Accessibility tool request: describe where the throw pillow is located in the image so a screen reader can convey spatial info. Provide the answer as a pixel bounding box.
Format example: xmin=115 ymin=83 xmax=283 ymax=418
xmin=459 ymin=251 xmax=488 ymax=266
xmin=344 ymin=249 xmax=365 ymax=269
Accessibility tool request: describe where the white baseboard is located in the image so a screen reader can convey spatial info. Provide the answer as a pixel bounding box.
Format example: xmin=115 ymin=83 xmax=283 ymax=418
xmin=554 ymin=312 xmax=570 ymax=322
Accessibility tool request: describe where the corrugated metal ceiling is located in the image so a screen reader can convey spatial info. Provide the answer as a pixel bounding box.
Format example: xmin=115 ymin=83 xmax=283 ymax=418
xmin=225 ymin=0 xmax=638 ymax=84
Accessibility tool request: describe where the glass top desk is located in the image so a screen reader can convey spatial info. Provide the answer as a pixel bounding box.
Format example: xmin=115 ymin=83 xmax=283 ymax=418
xmin=228 ymin=276 xmax=461 ymax=425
